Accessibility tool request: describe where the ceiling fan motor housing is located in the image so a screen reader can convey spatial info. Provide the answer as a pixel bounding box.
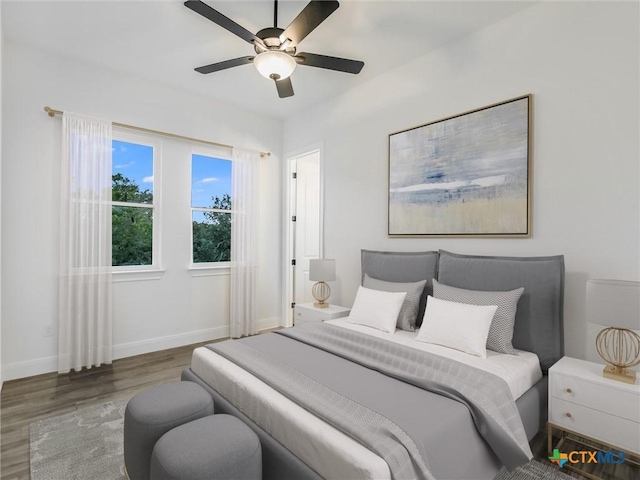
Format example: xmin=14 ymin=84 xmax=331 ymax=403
xmin=254 ymin=28 xmax=296 ymax=55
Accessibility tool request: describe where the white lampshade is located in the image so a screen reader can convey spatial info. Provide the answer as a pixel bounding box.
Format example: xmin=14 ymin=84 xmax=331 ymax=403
xmin=309 ymin=259 xmax=336 ymax=282
xmin=586 ymin=279 xmax=640 ymax=330
xmin=253 ymin=51 xmax=297 ymax=80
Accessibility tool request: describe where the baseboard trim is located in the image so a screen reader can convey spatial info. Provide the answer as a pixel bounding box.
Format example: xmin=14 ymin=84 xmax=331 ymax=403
xmin=259 ymin=316 xmax=281 ymax=331
xmin=2 ymin=319 xmax=283 ymax=381
xmin=112 ymin=326 xmax=229 ymax=360
xmin=2 ymin=355 xmax=58 ymax=381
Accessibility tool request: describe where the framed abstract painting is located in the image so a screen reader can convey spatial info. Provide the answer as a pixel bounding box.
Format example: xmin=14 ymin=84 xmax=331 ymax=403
xmin=388 ymin=95 xmax=531 ymax=237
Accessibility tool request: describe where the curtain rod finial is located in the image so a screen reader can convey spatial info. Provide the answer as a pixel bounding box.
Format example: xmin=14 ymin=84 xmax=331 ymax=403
xmin=44 ymin=106 xmax=56 ymax=117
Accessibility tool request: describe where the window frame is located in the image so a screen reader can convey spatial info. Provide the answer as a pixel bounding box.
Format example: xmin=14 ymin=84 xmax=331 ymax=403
xmin=189 ymin=146 xmax=233 ymax=273
xmin=111 ymin=129 xmax=162 ymax=276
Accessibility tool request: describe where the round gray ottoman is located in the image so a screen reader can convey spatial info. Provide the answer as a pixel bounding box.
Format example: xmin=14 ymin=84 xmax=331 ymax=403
xmin=124 ymin=382 xmax=214 ymax=480
xmin=150 ymin=414 xmax=262 ymax=480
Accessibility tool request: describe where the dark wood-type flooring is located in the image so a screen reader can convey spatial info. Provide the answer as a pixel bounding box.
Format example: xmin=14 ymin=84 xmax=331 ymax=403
xmin=1 ymin=340 xmax=637 ymax=480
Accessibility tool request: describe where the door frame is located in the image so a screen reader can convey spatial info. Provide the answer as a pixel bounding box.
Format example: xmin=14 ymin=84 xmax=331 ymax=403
xmin=282 ymin=143 xmax=324 ymax=327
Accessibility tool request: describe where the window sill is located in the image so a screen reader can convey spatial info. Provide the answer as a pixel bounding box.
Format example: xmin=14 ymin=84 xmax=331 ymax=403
xmin=113 ymin=268 xmax=165 ymax=282
xmin=188 ymin=265 xmax=231 ymax=277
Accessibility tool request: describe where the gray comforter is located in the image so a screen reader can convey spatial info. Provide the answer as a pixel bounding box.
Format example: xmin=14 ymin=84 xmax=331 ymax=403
xmin=208 ymin=323 xmax=532 ymax=480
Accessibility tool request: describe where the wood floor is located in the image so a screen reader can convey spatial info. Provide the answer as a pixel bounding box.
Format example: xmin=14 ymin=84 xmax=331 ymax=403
xmin=0 ymin=340 xmax=217 ymax=480
xmin=1 ymin=341 xmax=637 ymax=480
xmin=531 ymin=429 xmax=639 ymax=480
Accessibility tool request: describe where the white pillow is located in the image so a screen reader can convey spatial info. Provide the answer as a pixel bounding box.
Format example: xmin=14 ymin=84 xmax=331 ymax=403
xmin=347 ymin=286 xmax=407 ymax=334
xmin=415 ymin=296 xmax=498 ymax=358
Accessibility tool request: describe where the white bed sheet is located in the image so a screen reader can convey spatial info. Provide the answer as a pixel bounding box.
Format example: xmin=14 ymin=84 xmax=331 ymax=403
xmin=327 ymin=318 xmax=543 ymax=400
xmin=190 ymin=321 xmax=542 ymax=480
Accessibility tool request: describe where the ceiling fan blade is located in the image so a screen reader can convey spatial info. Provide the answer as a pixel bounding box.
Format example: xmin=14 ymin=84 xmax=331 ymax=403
xmin=195 ymin=56 xmax=254 ymax=74
xmin=295 ymin=52 xmax=364 ymax=74
xmin=275 ymin=77 xmax=294 ymax=98
xmin=184 ymin=1 xmax=265 ymax=48
xmin=280 ymin=1 xmax=339 ymax=48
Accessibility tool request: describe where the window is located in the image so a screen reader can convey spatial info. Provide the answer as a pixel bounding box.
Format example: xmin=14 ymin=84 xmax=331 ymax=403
xmin=191 ymin=153 xmax=232 ymax=264
xmin=111 ymin=136 xmax=158 ymax=268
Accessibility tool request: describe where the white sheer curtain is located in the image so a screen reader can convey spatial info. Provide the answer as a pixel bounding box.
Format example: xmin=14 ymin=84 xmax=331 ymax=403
xmin=58 ymin=112 xmax=113 ymax=373
xmin=230 ymin=148 xmax=260 ymax=338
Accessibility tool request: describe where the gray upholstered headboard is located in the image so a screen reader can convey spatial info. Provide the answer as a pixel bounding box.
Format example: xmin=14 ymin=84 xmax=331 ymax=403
xmin=361 ymin=249 xmax=438 ymax=327
xmin=361 ymin=249 xmax=565 ymax=372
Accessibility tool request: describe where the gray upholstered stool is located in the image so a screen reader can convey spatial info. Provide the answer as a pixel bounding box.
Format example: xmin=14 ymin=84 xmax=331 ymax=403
xmin=124 ymin=382 xmax=214 ymax=480
xmin=150 ymin=414 xmax=262 ymax=480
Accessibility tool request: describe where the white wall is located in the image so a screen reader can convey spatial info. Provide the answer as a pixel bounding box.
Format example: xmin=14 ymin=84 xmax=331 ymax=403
xmin=284 ymin=1 xmax=640 ymax=362
xmin=2 ymin=40 xmax=283 ymax=380
xmin=0 ymin=1 xmax=4 ymax=389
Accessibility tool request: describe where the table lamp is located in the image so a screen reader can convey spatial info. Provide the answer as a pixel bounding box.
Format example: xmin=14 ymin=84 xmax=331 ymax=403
xmin=309 ymin=259 xmax=336 ymax=308
xmin=586 ymin=279 xmax=640 ymax=384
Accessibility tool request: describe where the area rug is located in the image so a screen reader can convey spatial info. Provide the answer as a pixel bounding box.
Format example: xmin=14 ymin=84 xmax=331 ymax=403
xmin=30 ymin=398 xmax=128 ymax=480
xmin=31 ymin=397 xmax=572 ymax=480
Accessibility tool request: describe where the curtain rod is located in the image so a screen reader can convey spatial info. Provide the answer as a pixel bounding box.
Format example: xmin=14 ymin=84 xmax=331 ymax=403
xmin=43 ymin=106 xmax=271 ymax=158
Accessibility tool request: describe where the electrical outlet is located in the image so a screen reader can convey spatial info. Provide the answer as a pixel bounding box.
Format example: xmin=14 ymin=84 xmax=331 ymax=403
xmin=43 ymin=324 xmax=54 ymax=337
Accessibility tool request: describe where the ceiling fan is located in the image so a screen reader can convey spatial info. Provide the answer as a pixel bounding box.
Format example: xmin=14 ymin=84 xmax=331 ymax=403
xmin=184 ymin=0 xmax=365 ymax=98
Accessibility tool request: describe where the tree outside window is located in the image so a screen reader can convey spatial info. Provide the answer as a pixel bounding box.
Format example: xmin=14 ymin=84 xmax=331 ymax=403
xmin=111 ymin=139 xmax=155 ymax=267
xmin=192 ymin=154 xmax=232 ymax=264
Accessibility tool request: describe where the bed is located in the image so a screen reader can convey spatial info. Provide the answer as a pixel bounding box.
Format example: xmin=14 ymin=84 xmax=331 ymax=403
xmin=182 ymin=249 xmax=565 ymax=480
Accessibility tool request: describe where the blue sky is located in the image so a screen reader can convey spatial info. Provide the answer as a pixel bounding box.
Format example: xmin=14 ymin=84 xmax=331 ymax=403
xmin=112 ymin=140 xmax=154 ymax=196
xmin=191 ymin=154 xmax=231 ymax=208
xmin=112 ymin=140 xmax=232 ymax=211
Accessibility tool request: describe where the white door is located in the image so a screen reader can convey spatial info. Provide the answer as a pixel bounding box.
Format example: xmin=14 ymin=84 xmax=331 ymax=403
xmin=291 ymin=151 xmax=321 ymax=307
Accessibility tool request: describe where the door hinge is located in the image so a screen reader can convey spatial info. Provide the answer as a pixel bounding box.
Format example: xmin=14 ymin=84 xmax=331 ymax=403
xmin=292 ymin=215 xmax=296 ymax=222
xmin=292 ymin=172 xmax=297 ymax=179
xmin=291 ymin=259 xmax=296 ymax=266
xmin=291 ymin=302 xmax=296 ymax=309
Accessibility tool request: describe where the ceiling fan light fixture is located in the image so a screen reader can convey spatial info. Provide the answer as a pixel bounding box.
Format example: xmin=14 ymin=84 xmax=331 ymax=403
xmin=254 ymin=50 xmax=297 ymax=80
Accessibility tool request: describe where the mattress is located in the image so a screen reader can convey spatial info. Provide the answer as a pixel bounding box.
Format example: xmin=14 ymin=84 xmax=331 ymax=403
xmin=190 ymin=321 xmax=542 ymax=480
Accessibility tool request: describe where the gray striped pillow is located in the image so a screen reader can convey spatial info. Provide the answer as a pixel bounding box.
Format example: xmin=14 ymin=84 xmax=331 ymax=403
xmin=364 ymin=274 xmax=427 ymax=331
xmin=432 ymin=279 xmax=524 ymax=355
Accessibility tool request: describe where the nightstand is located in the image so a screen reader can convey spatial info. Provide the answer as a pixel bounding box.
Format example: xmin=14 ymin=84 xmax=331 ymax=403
xmin=294 ymin=302 xmax=350 ymax=325
xmin=548 ymin=356 xmax=640 ymax=478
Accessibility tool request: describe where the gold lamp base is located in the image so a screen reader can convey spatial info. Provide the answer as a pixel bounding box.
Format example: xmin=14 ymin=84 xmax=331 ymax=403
xmin=602 ymin=365 xmax=637 ymax=384
xmin=312 ymin=281 xmax=331 ymax=309
xmin=596 ymin=326 xmax=640 ymax=385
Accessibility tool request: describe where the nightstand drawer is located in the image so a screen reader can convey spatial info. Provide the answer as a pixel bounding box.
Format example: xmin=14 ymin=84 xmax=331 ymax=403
xmin=551 ymin=373 xmax=640 ymax=423
xmin=295 ymin=307 xmax=328 ymax=323
xmin=550 ymin=397 xmax=640 ymax=454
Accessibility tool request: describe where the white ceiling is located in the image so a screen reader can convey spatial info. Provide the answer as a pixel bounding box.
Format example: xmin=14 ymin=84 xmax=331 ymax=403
xmin=2 ymin=0 xmax=536 ymax=120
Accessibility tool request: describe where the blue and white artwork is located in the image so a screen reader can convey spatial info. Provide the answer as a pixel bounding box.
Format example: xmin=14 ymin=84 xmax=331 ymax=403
xmin=388 ymin=96 xmax=530 ymax=236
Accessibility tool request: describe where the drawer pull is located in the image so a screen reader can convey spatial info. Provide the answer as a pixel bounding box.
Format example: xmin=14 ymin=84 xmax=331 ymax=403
xmin=565 ymin=388 xmax=572 ymax=394
xmin=565 ymin=412 xmax=572 ymax=418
